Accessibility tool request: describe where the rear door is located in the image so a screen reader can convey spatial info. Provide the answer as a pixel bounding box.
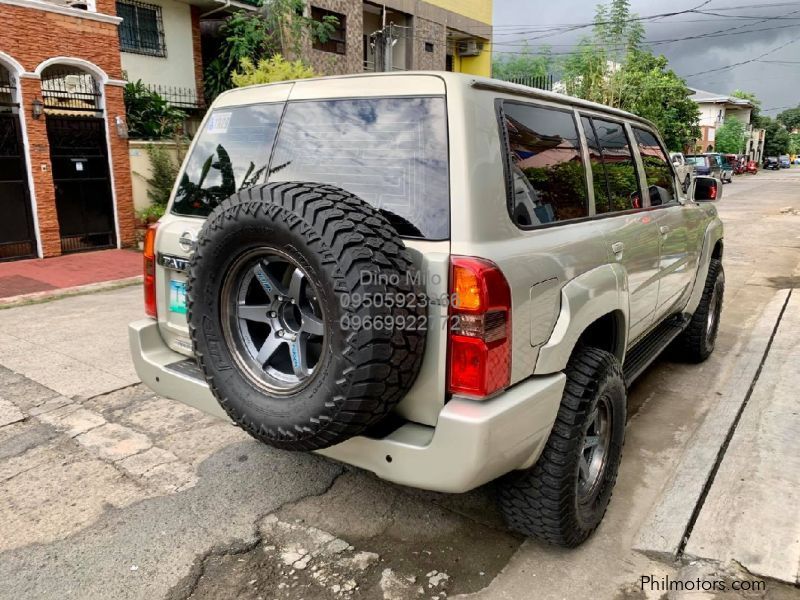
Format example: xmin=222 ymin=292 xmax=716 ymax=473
xmin=581 ymin=115 xmax=660 ymax=343
xmin=631 ymin=126 xmax=700 ymax=318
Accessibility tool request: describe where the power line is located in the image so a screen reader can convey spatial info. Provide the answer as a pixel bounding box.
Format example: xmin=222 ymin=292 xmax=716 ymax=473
xmin=683 ymin=35 xmax=800 ymax=77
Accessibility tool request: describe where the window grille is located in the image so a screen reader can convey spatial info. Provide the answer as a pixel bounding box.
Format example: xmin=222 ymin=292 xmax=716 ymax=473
xmin=117 ymin=0 xmax=167 ymax=57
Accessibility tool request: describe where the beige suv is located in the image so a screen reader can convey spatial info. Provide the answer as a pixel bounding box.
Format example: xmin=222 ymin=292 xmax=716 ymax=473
xmin=129 ymin=72 xmax=724 ymax=547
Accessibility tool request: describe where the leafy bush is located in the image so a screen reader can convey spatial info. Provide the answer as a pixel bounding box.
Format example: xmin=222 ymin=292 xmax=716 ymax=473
xmin=136 ymin=203 xmax=165 ymax=225
xmin=145 ymin=144 xmax=180 ymax=208
xmin=231 ymin=55 xmax=314 ymax=86
xmin=124 ymin=81 xmax=186 ymax=140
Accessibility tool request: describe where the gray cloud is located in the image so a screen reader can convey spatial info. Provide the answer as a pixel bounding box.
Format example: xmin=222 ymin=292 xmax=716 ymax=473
xmin=492 ymin=0 xmax=800 ymax=114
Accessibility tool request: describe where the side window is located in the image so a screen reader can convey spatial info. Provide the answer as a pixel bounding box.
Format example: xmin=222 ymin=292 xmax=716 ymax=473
xmin=590 ymin=118 xmax=641 ymax=213
xmin=632 ymin=128 xmax=677 ymax=206
xmin=581 ymin=117 xmax=611 ymax=214
xmin=502 ymin=102 xmax=588 ymax=226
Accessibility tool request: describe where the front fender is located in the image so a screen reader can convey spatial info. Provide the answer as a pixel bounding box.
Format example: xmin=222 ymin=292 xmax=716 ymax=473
xmin=535 ymin=263 xmax=629 ymax=374
xmin=683 ymin=217 xmax=723 ymax=316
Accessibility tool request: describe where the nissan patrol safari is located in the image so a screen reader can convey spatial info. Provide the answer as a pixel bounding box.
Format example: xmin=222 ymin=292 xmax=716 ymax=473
xmin=130 ymin=72 xmax=724 ymax=547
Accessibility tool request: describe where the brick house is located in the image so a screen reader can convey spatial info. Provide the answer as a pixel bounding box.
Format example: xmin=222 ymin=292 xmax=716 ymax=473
xmin=0 ymin=0 xmax=228 ymax=261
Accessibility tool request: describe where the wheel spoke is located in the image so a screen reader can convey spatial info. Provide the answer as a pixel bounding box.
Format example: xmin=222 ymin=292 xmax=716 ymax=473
xmin=584 ymin=435 xmax=600 ymax=450
xmin=579 ymin=456 xmax=590 ymax=482
xmin=300 ymin=311 xmax=324 ymax=336
xmin=252 ymin=263 xmax=284 ymax=298
xmin=256 ymin=335 xmax=283 ymax=366
xmin=237 ymin=304 xmax=271 ymax=323
xmin=288 ymin=268 xmax=304 ymax=303
xmin=288 ymin=337 xmax=309 ymax=378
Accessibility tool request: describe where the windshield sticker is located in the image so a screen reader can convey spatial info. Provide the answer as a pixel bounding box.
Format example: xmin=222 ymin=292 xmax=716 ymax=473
xmin=206 ymin=112 xmax=232 ymax=134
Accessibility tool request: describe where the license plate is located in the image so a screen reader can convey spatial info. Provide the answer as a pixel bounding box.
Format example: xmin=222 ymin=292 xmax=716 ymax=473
xmin=169 ymin=280 xmax=187 ymax=314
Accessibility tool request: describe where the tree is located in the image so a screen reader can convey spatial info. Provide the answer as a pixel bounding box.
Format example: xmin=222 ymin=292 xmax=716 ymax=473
xmin=762 ymin=118 xmax=791 ymax=156
xmin=493 ymin=44 xmax=553 ymax=81
xmin=777 ymin=106 xmax=800 ymax=132
xmin=203 ymin=1 xmax=337 ymax=103
xmin=731 ymin=90 xmax=767 ymax=128
xmin=558 ymin=0 xmax=699 ymax=150
xmin=231 ymin=55 xmax=315 ymax=87
xmin=789 ymin=132 xmax=800 ymax=155
xmin=714 ymin=117 xmax=747 ymax=154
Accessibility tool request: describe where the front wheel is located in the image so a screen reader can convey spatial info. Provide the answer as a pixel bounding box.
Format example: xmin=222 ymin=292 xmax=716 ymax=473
xmin=498 ymin=347 xmax=626 ymax=547
xmin=674 ymin=258 xmax=724 ymax=363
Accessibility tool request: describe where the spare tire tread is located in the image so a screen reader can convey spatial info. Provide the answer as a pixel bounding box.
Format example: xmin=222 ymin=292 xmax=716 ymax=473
xmin=188 ymin=182 xmax=426 ymax=451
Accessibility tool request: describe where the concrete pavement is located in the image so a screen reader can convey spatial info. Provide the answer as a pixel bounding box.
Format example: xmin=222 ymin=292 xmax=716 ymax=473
xmin=0 ymin=169 xmax=798 ymax=599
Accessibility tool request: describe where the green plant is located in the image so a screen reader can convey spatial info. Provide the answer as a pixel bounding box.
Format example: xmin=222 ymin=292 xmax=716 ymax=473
xmin=763 ymin=118 xmax=791 ymax=156
xmin=136 ymin=203 xmax=165 ymax=224
xmin=124 ymin=80 xmax=186 ymax=140
xmin=231 ymin=54 xmax=315 ymax=86
xmin=493 ymin=44 xmax=553 ymax=80
xmin=145 ymin=144 xmax=179 ymax=208
xmin=203 ymin=1 xmax=337 ymax=103
xmin=714 ymin=117 xmax=747 ymax=154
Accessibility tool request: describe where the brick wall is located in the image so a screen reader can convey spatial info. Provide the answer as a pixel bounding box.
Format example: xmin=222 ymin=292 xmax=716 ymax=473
xmin=0 ymin=3 xmax=135 ymax=257
xmin=412 ymin=17 xmax=446 ymax=70
xmin=190 ymin=6 xmax=205 ymax=106
xmin=301 ymin=0 xmax=364 ymax=76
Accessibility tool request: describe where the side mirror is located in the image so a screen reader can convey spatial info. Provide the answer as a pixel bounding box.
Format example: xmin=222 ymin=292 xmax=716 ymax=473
xmin=671 ymin=156 xmax=682 ymax=166
xmin=693 ymin=176 xmax=721 ymax=202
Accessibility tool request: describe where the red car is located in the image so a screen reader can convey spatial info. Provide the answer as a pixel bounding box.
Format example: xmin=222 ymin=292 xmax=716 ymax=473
xmin=745 ymin=160 xmax=758 ymax=174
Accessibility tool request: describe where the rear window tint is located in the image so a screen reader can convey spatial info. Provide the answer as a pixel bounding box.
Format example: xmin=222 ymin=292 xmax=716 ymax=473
xmin=268 ymin=97 xmax=449 ymax=239
xmin=171 ymin=104 xmax=282 ymax=217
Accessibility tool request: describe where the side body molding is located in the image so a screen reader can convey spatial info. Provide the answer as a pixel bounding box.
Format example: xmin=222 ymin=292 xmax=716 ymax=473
xmin=535 ymin=263 xmax=629 ymax=375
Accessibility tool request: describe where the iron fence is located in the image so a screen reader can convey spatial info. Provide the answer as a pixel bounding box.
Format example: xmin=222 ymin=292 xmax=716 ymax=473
xmin=41 ymin=68 xmax=102 ymax=113
xmin=496 ymin=74 xmax=555 ymax=92
xmin=143 ymin=83 xmax=203 ymax=109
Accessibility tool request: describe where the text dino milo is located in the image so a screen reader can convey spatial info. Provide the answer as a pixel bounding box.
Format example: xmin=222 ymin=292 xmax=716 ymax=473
xmin=640 ymin=575 xmax=766 ymax=593
xmin=338 ymin=270 xmax=461 ymax=333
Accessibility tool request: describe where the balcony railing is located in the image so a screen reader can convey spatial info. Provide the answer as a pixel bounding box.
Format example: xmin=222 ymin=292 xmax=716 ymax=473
xmin=495 ymin=74 xmax=554 ymax=92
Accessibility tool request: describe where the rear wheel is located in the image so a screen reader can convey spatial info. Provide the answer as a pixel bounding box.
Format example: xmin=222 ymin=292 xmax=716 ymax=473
xmin=498 ymin=347 xmax=626 ymax=547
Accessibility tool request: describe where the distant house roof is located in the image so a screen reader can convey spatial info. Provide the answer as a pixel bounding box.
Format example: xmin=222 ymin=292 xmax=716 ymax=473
xmin=689 ymin=88 xmax=753 ymax=108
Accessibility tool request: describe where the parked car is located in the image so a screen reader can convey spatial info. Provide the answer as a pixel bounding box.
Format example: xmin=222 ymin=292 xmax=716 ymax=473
xmin=795 ymin=157 xmax=800 ymax=165
xmin=724 ymin=154 xmax=744 ymax=175
xmin=685 ymin=154 xmax=724 ymax=182
xmin=764 ymin=156 xmax=780 ymax=170
xmin=130 ymin=73 xmax=725 ymax=548
xmin=670 ymin=151 xmax=695 ymax=192
xmin=779 ymin=155 xmax=791 ymax=168
xmin=707 ymin=153 xmax=733 ymax=183
xmin=745 ymin=160 xmax=759 ymax=174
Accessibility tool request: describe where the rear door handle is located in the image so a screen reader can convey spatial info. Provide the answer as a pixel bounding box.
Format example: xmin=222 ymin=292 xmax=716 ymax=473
xmin=659 ymin=225 xmax=670 ymax=235
xmin=611 ymin=241 xmax=624 ymax=256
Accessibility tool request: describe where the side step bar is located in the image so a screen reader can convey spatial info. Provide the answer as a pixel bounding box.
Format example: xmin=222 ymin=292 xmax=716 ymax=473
xmin=623 ymin=316 xmax=688 ymax=387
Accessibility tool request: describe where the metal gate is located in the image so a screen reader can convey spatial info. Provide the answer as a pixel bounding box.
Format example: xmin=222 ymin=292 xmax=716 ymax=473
xmin=46 ymin=116 xmax=116 ymax=253
xmin=0 ymin=82 xmax=37 ymax=261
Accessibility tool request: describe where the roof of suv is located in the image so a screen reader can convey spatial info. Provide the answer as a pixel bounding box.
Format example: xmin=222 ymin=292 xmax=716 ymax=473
xmin=213 ymin=71 xmax=658 ymax=130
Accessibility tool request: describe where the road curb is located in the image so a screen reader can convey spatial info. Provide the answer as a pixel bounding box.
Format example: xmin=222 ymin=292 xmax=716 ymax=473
xmin=633 ymin=288 xmax=791 ymax=560
xmin=0 ymin=276 xmax=143 ymax=309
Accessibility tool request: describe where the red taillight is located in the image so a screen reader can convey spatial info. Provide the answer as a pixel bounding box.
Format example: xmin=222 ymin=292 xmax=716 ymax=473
xmin=709 ymin=182 xmax=717 ymax=199
xmin=447 ymin=256 xmax=511 ymax=398
xmin=143 ymin=224 xmax=158 ymax=318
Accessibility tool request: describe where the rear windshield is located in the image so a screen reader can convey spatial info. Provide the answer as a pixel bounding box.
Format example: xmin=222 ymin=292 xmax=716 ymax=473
xmin=685 ymin=156 xmax=705 ymax=166
xmin=171 ymin=96 xmax=450 ymax=240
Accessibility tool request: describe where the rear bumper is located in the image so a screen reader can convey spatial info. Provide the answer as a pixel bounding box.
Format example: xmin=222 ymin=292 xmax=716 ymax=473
xmin=129 ymin=319 xmax=566 ymax=493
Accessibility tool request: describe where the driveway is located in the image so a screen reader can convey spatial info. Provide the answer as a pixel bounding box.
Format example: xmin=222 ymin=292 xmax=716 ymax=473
xmin=0 ymin=170 xmax=798 ymax=600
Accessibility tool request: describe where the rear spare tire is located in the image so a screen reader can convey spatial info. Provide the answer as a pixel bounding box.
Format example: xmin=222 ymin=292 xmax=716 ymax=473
xmin=187 ymin=182 xmax=426 ymax=451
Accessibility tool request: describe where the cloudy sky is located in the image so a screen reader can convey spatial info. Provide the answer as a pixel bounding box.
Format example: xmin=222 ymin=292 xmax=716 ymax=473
xmin=491 ymin=0 xmax=800 ymax=115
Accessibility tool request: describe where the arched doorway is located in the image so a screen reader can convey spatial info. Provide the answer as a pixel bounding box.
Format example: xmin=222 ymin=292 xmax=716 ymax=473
xmin=41 ymin=64 xmax=116 ymax=253
xmin=0 ymin=62 xmax=37 ymax=261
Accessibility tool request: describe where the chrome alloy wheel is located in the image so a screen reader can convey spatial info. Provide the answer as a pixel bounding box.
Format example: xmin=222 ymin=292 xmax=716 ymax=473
xmin=220 ymin=248 xmax=326 ymax=395
xmin=577 ymin=394 xmax=613 ymax=500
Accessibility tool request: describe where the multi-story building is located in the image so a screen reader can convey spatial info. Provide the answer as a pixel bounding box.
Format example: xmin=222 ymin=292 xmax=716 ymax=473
xmin=689 ymin=88 xmax=765 ymax=161
xmin=296 ymin=0 xmax=492 ymax=77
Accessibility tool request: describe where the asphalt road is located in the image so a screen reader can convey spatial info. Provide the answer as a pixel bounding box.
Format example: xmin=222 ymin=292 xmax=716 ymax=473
xmin=0 ymin=169 xmax=798 ymax=600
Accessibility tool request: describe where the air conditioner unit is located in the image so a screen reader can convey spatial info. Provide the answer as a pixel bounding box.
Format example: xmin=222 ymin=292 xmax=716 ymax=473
xmin=457 ymin=40 xmax=481 ymax=57
xmin=64 ymin=75 xmax=81 ymax=93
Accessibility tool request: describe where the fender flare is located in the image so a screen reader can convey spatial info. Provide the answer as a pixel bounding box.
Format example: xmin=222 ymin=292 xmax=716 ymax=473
xmin=683 ymin=219 xmax=724 ymax=317
xmin=535 ymin=263 xmax=629 ymax=374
